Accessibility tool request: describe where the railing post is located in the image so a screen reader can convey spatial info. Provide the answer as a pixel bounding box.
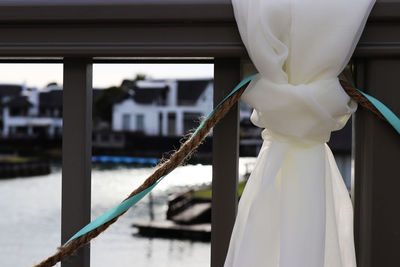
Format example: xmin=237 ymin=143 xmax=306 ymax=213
xmin=354 ymin=58 xmax=400 ymax=267
xmin=62 ymin=58 xmax=92 ymax=267
xmin=211 ymin=58 xmax=240 ymax=267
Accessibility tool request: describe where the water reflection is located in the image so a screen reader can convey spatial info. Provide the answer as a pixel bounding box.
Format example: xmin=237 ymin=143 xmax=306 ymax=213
xmin=0 ymin=158 xmax=256 ymax=267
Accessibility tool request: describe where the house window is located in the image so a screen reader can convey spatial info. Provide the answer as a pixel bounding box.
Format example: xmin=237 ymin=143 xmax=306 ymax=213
xmin=158 ymin=112 xmax=163 ymax=136
xmin=183 ymin=112 xmax=202 ymax=133
xmin=113 ymin=133 xmax=123 ymax=142
xmin=16 ymin=126 xmax=28 ymax=135
xmin=33 ymin=126 xmax=48 ymax=137
xmin=167 ymin=113 xmax=176 ymax=136
xmin=54 ymin=126 xmax=62 ymax=137
xmin=100 ymin=133 xmax=109 ymax=142
xmin=10 ymin=107 xmax=27 ymax=116
xmin=136 ymin=114 xmax=145 ymax=132
xmin=122 ymin=114 xmax=131 ymax=131
xmin=39 ymin=108 xmax=46 ymax=117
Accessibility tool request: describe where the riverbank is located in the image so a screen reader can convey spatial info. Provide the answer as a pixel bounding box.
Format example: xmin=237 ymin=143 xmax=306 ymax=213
xmin=0 ymin=156 xmax=50 ymax=179
xmin=0 ymin=134 xmax=261 ymax=166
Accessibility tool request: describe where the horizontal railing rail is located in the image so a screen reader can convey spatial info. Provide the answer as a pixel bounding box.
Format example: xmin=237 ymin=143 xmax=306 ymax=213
xmin=0 ymin=0 xmax=398 ymax=57
xmin=0 ymin=0 xmax=398 ymax=22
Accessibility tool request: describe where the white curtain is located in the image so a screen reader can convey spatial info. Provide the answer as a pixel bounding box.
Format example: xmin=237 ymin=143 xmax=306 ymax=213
xmin=225 ymin=1 xmax=375 ymax=266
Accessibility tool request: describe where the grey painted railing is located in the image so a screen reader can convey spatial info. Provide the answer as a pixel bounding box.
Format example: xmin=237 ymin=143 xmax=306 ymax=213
xmin=0 ymin=1 xmax=399 ymax=267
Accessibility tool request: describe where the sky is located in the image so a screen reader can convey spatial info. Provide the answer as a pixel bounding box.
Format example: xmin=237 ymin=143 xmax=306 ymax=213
xmin=0 ymin=63 xmax=213 ymax=89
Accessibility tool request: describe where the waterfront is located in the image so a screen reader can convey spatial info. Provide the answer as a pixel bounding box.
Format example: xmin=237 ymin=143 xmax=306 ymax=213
xmin=0 ymin=159 xmax=255 ymax=267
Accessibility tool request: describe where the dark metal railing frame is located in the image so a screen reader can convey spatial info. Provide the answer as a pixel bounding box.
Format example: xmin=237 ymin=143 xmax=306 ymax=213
xmin=0 ymin=1 xmax=399 ymax=267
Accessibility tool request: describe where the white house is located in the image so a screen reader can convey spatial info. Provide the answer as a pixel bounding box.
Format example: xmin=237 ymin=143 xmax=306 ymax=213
xmin=0 ymin=84 xmax=63 ymax=138
xmin=112 ymin=79 xmax=214 ymax=136
xmin=0 ymin=79 xmax=252 ymax=139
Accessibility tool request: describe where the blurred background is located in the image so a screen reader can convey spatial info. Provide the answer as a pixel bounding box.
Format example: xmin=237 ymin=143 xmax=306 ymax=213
xmin=0 ymin=63 xmax=351 ymax=267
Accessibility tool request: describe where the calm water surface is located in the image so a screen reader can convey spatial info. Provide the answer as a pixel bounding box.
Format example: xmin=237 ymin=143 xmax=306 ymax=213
xmin=0 ymin=158 xmax=255 ymax=267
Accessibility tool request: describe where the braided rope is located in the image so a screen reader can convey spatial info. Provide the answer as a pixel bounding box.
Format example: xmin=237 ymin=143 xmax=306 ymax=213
xmin=34 ymin=81 xmax=388 ymax=267
xmin=33 ymin=84 xmax=247 ymax=267
xmin=340 ymin=80 xmax=386 ymax=121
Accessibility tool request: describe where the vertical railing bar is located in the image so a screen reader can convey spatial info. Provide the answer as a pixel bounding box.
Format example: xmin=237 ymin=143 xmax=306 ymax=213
xmin=62 ymin=58 xmax=93 ymax=267
xmin=353 ymin=58 xmax=372 ymax=267
xmin=354 ymin=58 xmax=400 ymax=267
xmin=211 ymin=58 xmax=240 ymax=267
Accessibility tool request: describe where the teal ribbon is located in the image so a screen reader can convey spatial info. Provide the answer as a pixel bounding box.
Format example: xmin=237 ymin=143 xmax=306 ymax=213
xmin=64 ymin=74 xmax=257 ymax=245
xmin=64 ymin=74 xmax=399 ymax=246
xmin=357 ymin=89 xmax=400 ymax=135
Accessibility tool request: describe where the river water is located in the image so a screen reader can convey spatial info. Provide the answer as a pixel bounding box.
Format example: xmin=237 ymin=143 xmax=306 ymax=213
xmin=0 ymin=158 xmax=256 ymax=267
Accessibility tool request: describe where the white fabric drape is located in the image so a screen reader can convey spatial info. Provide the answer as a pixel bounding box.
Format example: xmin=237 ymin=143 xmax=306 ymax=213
xmin=225 ymin=1 xmax=375 ymax=267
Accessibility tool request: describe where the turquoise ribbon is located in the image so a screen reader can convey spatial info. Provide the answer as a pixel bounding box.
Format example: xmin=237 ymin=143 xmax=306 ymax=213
xmin=64 ymin=74 xmax=256 ymax=245
xmin=64 ymin=74 xmax=399 ymax=246
xmin=357 ymin=89 xmax=400 ymax=135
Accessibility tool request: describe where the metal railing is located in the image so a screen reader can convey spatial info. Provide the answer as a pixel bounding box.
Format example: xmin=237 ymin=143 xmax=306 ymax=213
xmin=0 ymin=1 xmax=399 ymax=267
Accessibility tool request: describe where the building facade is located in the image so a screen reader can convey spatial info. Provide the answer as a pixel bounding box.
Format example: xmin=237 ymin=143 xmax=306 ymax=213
xmin=112 ymin=79 xmax=214 ymax=136
xmin=0 ymin=84 xmax=62 ymax=138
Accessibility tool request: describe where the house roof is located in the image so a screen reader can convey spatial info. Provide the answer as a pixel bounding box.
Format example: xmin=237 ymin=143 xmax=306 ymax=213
xmin=177 ymin=79 xmax=211 ymax=106
xmin=0 ymin=84 xmax=23 ymax=99
xmin=39 ymin=88 xmax=104 ymax=109
xmin=114 ymin=86 xmax=169 ymax=105
xmin=3 ymin=95 xmax=32 ymax=108
xmin=39 ymin=90 xmax=63 ymax=108
xmin=113 ymin=79 xmax=212 ymax=106
xmin=133 ymin=86 xmax=168 ymax=104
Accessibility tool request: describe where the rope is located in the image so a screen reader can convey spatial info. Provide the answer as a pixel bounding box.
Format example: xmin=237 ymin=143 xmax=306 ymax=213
xmin=340 ymin=80 xmax=386 ymax=121
xmin=34 ymin=80 xmax=391 ymax=267
xmin=33 ymin=83 xmax=247 ymax=267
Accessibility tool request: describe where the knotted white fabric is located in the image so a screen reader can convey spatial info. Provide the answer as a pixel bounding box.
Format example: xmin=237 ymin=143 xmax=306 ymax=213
xmin=225 ymin=1 xmax=375 ymax=266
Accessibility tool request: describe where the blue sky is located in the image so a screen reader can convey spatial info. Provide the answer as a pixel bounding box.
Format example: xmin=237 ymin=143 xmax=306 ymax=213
xmin=0 ymin=63 xmax=213 ymax=89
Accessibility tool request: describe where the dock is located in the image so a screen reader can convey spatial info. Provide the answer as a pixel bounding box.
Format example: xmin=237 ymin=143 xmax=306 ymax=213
xmin=92 ymin=155 xmax=158 ymax=165
xmin=133 ymin=221 xmax=211 ymax=242
xmin=0 ymin=157 xmax=50 ymax=179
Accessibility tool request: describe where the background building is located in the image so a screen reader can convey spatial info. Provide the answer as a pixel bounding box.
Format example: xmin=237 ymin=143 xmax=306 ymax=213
xmin=0 ymin=83 xmax=62 ymax=138
xmin=112 ymin=79 xmax=214 ymax=136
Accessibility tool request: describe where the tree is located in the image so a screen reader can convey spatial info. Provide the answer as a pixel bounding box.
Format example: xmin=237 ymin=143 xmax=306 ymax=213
xmin=92 ymin=74 xmax=147 ymax=127
xmin=93 ymin=86 xmax=125 ymax=126
xmin=46 ymin=82 xmax=58 ymax=87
